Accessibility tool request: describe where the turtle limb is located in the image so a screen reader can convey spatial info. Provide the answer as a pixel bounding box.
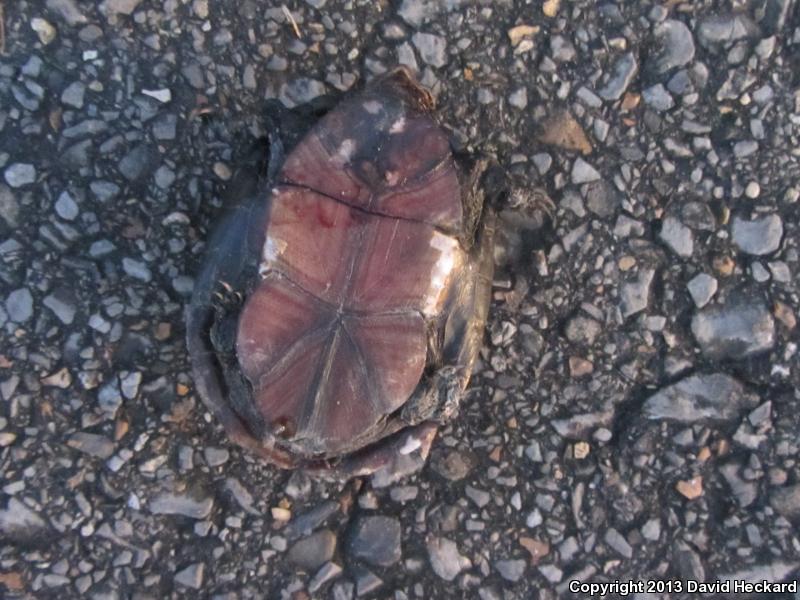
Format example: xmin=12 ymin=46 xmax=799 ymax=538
xmin=494 ymin=183 xmax=555 ymax=275
xmin=208 ymin=282 xmax=269 ymax=440
xmin=454 ymin=153 xmax=506 ymax=247
xmin=307 ymin=422 xmax=439 ymax=485
xmin=400 ymin=366 xmax=467 ymax=426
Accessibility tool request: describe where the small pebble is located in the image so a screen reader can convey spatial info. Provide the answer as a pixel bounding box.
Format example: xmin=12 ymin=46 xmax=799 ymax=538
xmin=31 ymin=18 xmax=57 ymax=44
xmin=687 ymin=273 xmax=718 ymax=308
xmin=4 ymin=164 xmax=36 ymax=188
xmin=55 ymin=191 xmax=79 ymax=220
xmin=744 ymin=181 xmax=760 ymax=198
xmin=142 ymin=88 xmax=172 ymax=103
xmin=5 ymin=288 xmax=34 ymax=323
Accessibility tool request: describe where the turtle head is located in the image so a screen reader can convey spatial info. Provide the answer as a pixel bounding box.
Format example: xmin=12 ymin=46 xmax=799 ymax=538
xmin=377 ymin=66 xmax=436 ymax=114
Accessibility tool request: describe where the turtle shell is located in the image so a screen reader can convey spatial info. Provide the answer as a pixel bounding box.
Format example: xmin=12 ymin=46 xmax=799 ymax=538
xmin=187 ymin=67 xmax=495 ymax=474
xmin=238 ymin=73 xmax=466 ymax=457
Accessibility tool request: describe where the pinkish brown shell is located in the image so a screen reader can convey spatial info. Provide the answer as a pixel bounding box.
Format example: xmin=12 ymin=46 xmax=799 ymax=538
xmin=186 ymin=67 xmax=496 ymax=477
xmin=238 ymin=72 xmax=465 ymax=456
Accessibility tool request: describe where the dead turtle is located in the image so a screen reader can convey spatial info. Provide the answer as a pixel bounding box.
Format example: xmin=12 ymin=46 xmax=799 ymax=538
xmin=186 ymin=67 xmax=502 ymax=481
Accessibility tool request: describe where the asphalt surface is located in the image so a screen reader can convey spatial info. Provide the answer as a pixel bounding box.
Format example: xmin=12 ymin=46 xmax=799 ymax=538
xmin=1 ymin=0 xmax=800 ymax=598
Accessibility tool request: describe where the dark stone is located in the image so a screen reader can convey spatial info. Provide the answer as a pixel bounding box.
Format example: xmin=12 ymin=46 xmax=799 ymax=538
xmin=60 ymin=140 xmax=94 ymax=169
xmin=152 ymin=113 xmax=177 ymax=140
xmin=430 ymin=448 xmax=477 ymax=481
xmin=0 ymin=498 xmax=51 ymax=548
xmin=285 ymin=501 xmax=338 ymax=541
xmin=287 ymin=529 xmax=336 ymax=571
xmin=583 ymin=180 xmax=618 ymax=218
xmin=643 ymin=373 xmax=759 ymax=423
xmin=348 ymin=515 xmax=402 ymax=567
xmin=118 ymin=144 xmax=157 ymax=182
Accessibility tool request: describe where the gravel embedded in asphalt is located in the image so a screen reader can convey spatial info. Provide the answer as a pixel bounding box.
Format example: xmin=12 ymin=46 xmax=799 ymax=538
xmin=1 ymin=0 xmax=799 ymax=597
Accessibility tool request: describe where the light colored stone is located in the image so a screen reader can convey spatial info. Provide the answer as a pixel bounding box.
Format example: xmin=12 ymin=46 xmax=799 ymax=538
xmin=412 ymin=32 xmax=447 ymax=67
xmin=427 ymin=537 xmax=471 ymax=581
xmin=571 ymin=158 xmax=600 ymax=184
xmin=687 ymin=273 xmax=717 ymax=308
xmin=732 ymin=214 xmax=783 ymax=255
xmin=31 ymin=18 xmax=57 ymax=44
xmin=4 ymin=164 xmax=36 ymax=188
xmin=660 ymin=216 xmax=694 ymax=257
xmin=692 ymin=296 xmax=775 ymax=359
xmin=5 ymin=288 xmax=33 ymax=323
xmin=643 ymin=373 xmax=758 ymax=423
xmin=175 ymin=563 xmax=204 ymax=589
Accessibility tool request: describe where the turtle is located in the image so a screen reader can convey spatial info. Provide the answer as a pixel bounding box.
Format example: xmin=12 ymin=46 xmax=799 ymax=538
xmin=186 ymin=67 xmax=504 ymax=481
